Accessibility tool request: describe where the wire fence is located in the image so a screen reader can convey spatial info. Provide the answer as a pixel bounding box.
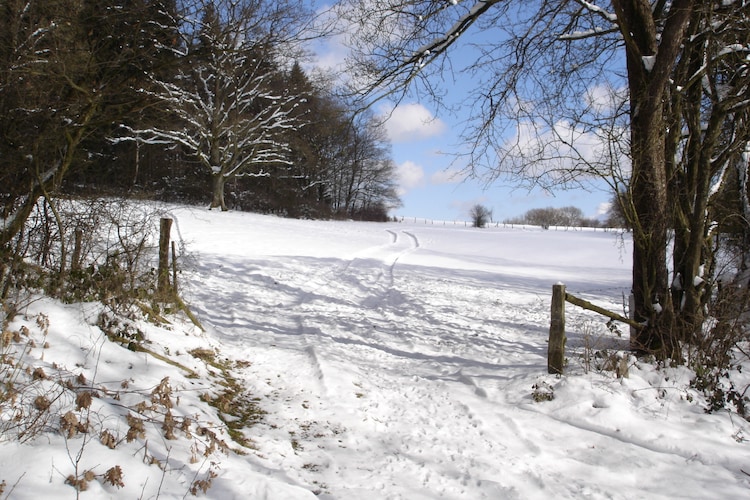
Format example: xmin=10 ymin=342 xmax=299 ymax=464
xmin=393 ymin=216 xmax=621 ymax=232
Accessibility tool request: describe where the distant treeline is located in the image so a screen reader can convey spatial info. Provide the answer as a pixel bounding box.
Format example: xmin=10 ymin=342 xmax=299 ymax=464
xmin=503 ymin=206 xmax=606 ymax=229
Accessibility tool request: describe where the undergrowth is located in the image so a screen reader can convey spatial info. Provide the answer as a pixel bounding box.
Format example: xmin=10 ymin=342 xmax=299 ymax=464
xmin=190 ymin=348 xmax=265 ymax=451
xmin=687 ymin=276 xmax=750 ymax=420
xmin=0 ymin=302 xmax=263 ymax=497
xmin=0 ymin=198 xmax=265 ymax=496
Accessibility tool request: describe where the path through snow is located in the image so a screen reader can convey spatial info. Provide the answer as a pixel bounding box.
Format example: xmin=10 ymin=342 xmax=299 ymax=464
xmin=177 ymin=208 xmax=750 ymax=499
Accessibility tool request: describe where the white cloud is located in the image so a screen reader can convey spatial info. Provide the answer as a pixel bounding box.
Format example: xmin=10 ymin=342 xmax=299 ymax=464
xmin=430 ymin=168 xmax=465 ymax=185
xmin=306 ymin=19 xmax=350 ymax=74
xmin=380 ymin=103 xmax=447 ymax=143
xmin=508 ymin=117 xmax=630 ymax=183
xmin=584 ymin=82 xmax=628 ymax=115
xmin=397 ymin=160 xmax=426 ymax=194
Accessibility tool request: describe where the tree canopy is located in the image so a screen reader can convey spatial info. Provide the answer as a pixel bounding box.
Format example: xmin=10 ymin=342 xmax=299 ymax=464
xmin=0 ymin=0 xmax=402 ymax=236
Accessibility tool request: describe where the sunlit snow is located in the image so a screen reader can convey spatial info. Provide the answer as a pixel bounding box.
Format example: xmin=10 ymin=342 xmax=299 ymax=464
xmin=1 ymin=204 xmax=748 ymax=499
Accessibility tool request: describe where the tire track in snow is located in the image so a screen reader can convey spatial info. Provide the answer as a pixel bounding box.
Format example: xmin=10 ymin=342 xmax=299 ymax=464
xmin=300 ymin=228 xmax=420 ymax=310
xmin=381 ymin=230 xmax=419 ymax=305
xmin=402 ymin=230 xmax=419 ymax=248
xmin=387 ymin=231 xmax=419 ymax=281
xmin=285 ymin=228 xmax=420 ymax=397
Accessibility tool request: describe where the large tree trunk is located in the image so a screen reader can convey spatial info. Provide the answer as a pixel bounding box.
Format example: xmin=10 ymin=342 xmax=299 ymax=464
xmin=209 ymin=174 xmax=228 ymax=211
xmin=629 ymin=104 xmax=677 ymax=356
xmin=613 ymin=0 xmax=695 ymax=358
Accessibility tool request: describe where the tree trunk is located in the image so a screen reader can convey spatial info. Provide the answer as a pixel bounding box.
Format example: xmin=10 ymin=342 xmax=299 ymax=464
xmin=210 ymin=174 xmax=228 ymax=211
xmin=158 ymin=218 xmax=173 ymax=294
xmin=629 ymin=106 xmax=677 ymax=357
xmin=613 ymin=0 xmax=695 ymax=358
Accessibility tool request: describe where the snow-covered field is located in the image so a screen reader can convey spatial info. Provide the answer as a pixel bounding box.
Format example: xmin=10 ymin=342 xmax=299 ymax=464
xmin=2 ymin=205 xmax=749 ymax=499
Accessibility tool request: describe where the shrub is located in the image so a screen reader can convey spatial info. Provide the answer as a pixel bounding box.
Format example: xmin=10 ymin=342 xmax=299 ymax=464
xmin=689 ymin=273 xmax=750 ymax=418
xmin=469 ymin=204 xmax=493 ymax=228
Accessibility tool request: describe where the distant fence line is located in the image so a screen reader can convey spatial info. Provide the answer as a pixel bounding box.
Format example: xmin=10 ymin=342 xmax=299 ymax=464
xmin=394 ymin=216 xmax=619 ymax=232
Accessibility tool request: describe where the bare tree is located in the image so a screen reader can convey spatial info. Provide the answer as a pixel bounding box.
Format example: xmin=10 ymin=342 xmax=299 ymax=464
xmin=469 ymin=204 xmax=493 ymax=228
xmin=509 ymin=206 xmax=584 ymax=228
xmin=326 ymin=112 xmax=401 ymax=218
xmin=118 ymin=0 xmax=309 ymax=211
xmin=335 ymin=0 xmax=750 ymax=358
xmin=606 ymin=191 xmax=630 ymax=229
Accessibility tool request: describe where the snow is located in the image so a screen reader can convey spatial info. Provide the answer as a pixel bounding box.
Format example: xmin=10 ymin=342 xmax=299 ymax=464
xmin=642 ymin=55 xmax=656 ymax=72
xmin=1 ymin=204 xmax=749 ymax=499
xmin=717 ymin=43 xmax=748 ymax=58
xmin=694 ymin=264 xmax=706 ymax=287
xmin=576 ymin=0 xmax=618 ymax=23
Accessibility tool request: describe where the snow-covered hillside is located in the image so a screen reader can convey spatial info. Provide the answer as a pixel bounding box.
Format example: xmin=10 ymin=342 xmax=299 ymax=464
xmin=1 ymin=205 xmax=748 ymax=499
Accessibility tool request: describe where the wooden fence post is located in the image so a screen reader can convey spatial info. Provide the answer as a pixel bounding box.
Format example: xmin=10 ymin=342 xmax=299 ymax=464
xmin=628 ymin=293 xmax=636 ymax=349
xmin=548 ymin=283 xmax=566 ymax=374
xmin=158 ymin=218 xmax=173 ymax=294
xmin=71 ymin=228 xmax=83 ymax=272
xmin=171 ymin=241 xmax=178 ymax=295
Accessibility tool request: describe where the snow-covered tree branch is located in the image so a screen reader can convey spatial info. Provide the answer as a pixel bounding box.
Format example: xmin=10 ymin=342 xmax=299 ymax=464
xmin=117 ymin=0 xmax=306 ymax=210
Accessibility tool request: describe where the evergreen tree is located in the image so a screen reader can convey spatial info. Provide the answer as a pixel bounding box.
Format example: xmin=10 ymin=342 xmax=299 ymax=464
xmin=0 ymin=0 xmax=168 ymax=246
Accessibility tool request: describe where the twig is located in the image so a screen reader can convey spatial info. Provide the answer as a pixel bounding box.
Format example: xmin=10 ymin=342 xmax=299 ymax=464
xmin=156 ymin=447 xmax=171 ymax=499
xmin=3 ymin=471 xmax=26 ymax=499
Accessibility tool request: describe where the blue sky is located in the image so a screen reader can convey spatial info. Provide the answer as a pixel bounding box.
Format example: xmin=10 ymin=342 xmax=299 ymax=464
xmin=308 ymin=2 xmax=615 ymax=223
xmin=378 ymin=101 xmax=613 ymax=223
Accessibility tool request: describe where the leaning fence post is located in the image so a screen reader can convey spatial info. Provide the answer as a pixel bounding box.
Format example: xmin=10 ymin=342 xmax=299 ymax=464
xmin=548 ymin=283 xmax=566 ymax=374
xmin=158 ymin=218 xmax=173 ymax=294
